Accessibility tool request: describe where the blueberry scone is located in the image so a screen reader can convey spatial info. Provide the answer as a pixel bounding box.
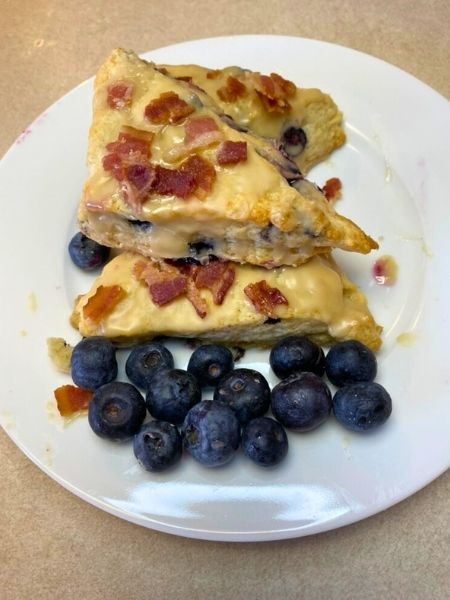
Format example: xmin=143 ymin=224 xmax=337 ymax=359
xmin=70 ymin=252 xmax=382 ymax=351
xmin=78 ymin=49 xmax=377 ymax=268
xmin=161 ymin=63 xmax=346 ymax=174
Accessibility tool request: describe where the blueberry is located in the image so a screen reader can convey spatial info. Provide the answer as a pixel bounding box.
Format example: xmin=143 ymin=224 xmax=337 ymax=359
xmin=333 ymin=382 xmax=392 ymax=432
xmin=271 ymin=372 xmax=332 ymax=431
xmin=281 ymin=126 xmax=307 ymax=158
xmin=88 ymin=381 xmax=146 ymax=441
xmin=270 ymin=336 xmax=325 ymax=379
xmin=146 ymin=368 xmax=201 ymax=425
xmin=71 ymin=336 xmax=117 ymax=390
xmin=187 ymin=344 xmax=234 ymax=388
xmin=125 ymin=342 xmax=174 ymax=390
xmin=133 ymin=421 xmax=182 ymax=472
xmin=325 ymin=340 xmax=377 ymax=387
xmin=68 ymin=232 xmax=110 ymax=270
xmin=242 ymin=417 xmax=288 ymax=467
xmin=182 ymin=400 xmax=241 ymax=467
xmin=213 ymin=368 xmax=270 ymax=424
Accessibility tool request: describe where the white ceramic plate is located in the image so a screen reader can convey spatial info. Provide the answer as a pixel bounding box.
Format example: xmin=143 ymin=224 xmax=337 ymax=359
xmin=1 ymin=36 xmax=449 ymax=542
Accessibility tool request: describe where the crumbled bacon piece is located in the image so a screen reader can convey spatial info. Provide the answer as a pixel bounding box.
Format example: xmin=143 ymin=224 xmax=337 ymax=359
xmin=193 ymin=261 xmax=235 ymax=305
xmin=206 ymin=69 xmax=222 ymax=80
xmin=322 ymin=177 xmax=342 ymax=202
xmin=186 ymin=278 xmax=208 ymax=318
xmin=107 ymin=81 xmax=134 ymax=110
xmin=133 ymin=260 xmax=188 ymax=306
xmin=216 ymin=141 xmax=247 ymax=166
xmin=244 ymin=280 xmax=288 ymax=318
xmin=164 ymin=117 xmax=222 ymax=162
xmin=82 ymin=285 xmax=126 ymax=324
xmin=175 ymin=75 xmax=193 ymax=83
xmin=217 ymin=76 xmax=247 ymax=102
xmin=153 ymin=166 xmax=196 ymax=199
xmin=184 ymin=116 xmax=219 ymax=143
xmin=54 ymin=385 xmax=93 ymax=417
xmin=180 ymin=155 xmax=216 ymax=199
xmin=252 ymin=72 xmax=295 ymax=113
xmin=144 ymin=92 xmax=194 ymax=124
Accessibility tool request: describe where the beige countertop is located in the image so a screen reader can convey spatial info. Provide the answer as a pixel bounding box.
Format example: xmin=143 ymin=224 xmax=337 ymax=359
xmin=1 ymin=1 xmax=449 ymax=598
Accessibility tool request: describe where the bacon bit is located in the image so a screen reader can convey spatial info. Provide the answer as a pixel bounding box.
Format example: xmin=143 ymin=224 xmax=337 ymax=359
xmin=186 ymin=278 xmax=208 ymax=318
xmin=372 ymin=255 xmax=398 ymax=286
xmin=54 ymin=385 xmax=92 ymax=417
xmin=322 ymin=177 xmax=342 ymax=202
xmin=252 ymin=72 xmax=295 ymax=113
xmin=175 ymin=75 xmax=193 ymax=83
xmin=217 ymin=76 xmax=247 ymax=102
xmin=83 ymin=285 xmax=127 ymax=324
xmin=144 ymin=92 xmax=194 ymax=124
xmin=244 ymin=280 xmax=288 ymax=318
xmin=180 ymin=155 xmax=216 ymax=199
xmin=194 ymin=261 xmax=235 ymax=305
xmin=269 ymin=73 xmax=296 ymax=97
xmin=153 ymin=166 xmax=196 ymax=199
xmin=216 ymin=141 xmax=248 ymax=166
xmin=133 ymin=260 xmax=188 ymax=306
xmin=105 ymin=130 xmax=152 ymax=159
xmin=164 ymin=117 xmax=222 ymax=162
xmin=184 ymin=116 xmax=219 ymax=143
xmin=107 ymin=81 xmax=134 ymax=110
xmin=156 ymin=66 xmax=169 ymax=75
xmin=206 ymin=69 xmax=222 ymax=79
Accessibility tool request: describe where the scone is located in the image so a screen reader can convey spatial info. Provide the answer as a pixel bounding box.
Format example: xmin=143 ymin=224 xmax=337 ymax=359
xmin=70 ymin=252 xmax=382 ymax=351
xmin=161 ymin=63 xmax=346 ymax=174
xmin=78 ymin=48 xmax=377 ymax=268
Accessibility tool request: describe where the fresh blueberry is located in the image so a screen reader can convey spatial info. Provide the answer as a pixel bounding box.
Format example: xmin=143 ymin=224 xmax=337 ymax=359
xmin=281 ymin=126 xmax=307 ymax=158
xmin=88 ymin=381 xmax=146 ymax=441
xmin=133 ymin=421 xmax=182 ymax=472
xmin=146 ymin=368 xmax=201 ymax=425
xmin=182 ymin=400 xmax=241 ymax=467
xmin=325 ymin=340 xmax=377 ymax=387
xmin=333 ymin=382 xmax=392 ymax=432
xmin=187 ymin=344 xmax=234 ymax=388
xmin=68 ymin=232 xmax=110 ymax=270
xmin=271 ymin=372 xmax=332 ymax=431
xmin=242 ymin=417 xmax=288 ymax=467
xmin=71 ymin=336 xmax=117 ymax=390
xmin=270 ymin=336 xmax=325 ymax=379
xmin=213 ymin=368 xmax=270 ymax=424
xmin=125 ymin=342 xmax=174 ymax=390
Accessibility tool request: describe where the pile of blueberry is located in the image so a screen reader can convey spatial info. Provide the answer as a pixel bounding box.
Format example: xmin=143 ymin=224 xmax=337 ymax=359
xmin=70 ymin=335 xmax=392 ymax=473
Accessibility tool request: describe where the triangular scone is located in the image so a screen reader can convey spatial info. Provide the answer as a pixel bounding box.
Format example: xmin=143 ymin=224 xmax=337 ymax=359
xmin=78 ymin=48 xmax=376 ymax=268
xmin=70 ymin=252 xmax=382 ymax=351
xmin=161 ymin=63 xmax=346 ymax=174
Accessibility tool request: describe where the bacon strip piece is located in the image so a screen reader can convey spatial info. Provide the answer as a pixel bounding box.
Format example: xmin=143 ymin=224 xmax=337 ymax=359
xmin=83 ymin=285 xmax=127 ymax=324
xmin=216 ymin=141 xmax=247 ymax=166
xmin=133 ymin=260 xmax=188 ymax=306
xmin=144 ymin=92 xmax=194 ymax=124
xmin=251 ymin=72 xmax=295 ymax=113
xmin=180 ymin=155 xmax=216 ymax=199
xmin=107 ymin=81 xmax=134 ymax=110
xmin=164 ymin=117 xmax=223 ymax=162
xmin=54 ymin=385 xmax=93 ymax=417
xmin=322 ymin=177 xmax=342 ymax=202
xmin=244 ymin=280 xmax=288 ymax=318
xmin=217 ymin=76 xmax=247 ymax=102
xmin=193 ymin=261 xmax=235 ymax=305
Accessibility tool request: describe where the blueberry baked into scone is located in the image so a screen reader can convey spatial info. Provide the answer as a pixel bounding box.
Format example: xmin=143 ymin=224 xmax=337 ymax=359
xmin=160 ymin=63 xmax=346 ymax=174
xmin=78 ymin=48 xmax=377 ymax=268
xmin=70 ymin=252 xmax=382 ymax=351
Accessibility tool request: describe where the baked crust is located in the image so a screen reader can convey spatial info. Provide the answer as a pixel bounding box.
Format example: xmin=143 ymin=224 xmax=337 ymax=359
xmin=78 ymin=49 xmax=377 ymax=268
xmin=71 ymin=252 xmax=382 ymax=351
xmin=162 ymin=63 xmax=346 ymax=174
